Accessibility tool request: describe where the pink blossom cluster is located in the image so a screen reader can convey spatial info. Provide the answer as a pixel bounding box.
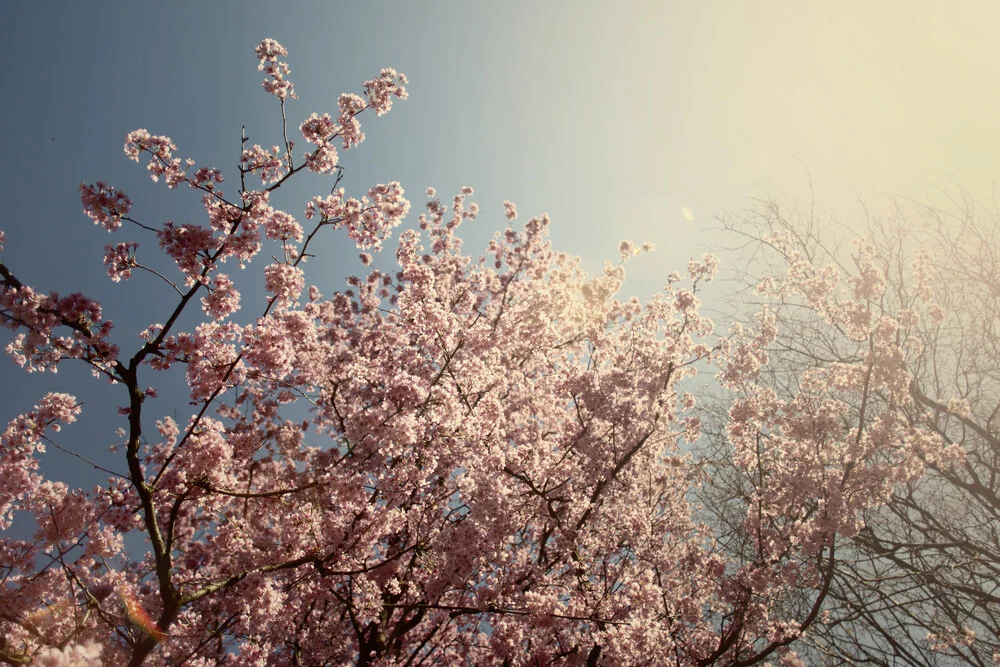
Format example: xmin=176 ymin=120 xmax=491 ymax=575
xmin=720 ymin=231 xmax=968 ymax=573
xmin=687 ymin=252 xmax=720 ymax=282
xmin=0 ymin=392 xmax=79 ymax=530
xmin=241 ymin=144 xmax=286 ymax=184
xmin=847 ymin=241 xmax=887 ymax=301
xmin=337 ymin=93 xmax=366 ymax=149
xmin=181 ymin=320 xmax=246 ymax=402
xmin=503 ymin=199 xmax=518 ymax=220
xmin=947 ymin=396 xmax=972 ymax=419
xmin=262 ymin=209 xmax=303 ymax=243
xmin=169 ymin=416 xmax=232 ymax=488
xmin=79 ymin=181 xmax=133 ymax=231
xmin=191 ymin=166 xmax=224 ymax=190
xmin=300 ymin=112 xmax=340 ymax=174
xmin=124 ymin=129 xmax=188 ymax=188
xmin=102 ymin=241 xmax=139 ymax=282
xmin=305 ymin=182 xmax=410 ymax=251
xmin=242 ymin=310 xmax=311 ymax=380
xmin=363 ymin=67 xmax=409 ymax=116
xmin=200 ymin=272 xmax=240 ymax=319
xmin=254 ymin=38 xmax=296 ymax=100
xmin=618 ymin=239 xmax=638 ymax=258
xmin=202 ymin=192 xmax=263 ymax=267
xmin=263 ymin=262 xmax=305 ymax=306
xmin=926 ymin=627 xmax=976 ymax=652
xmin=156 ymin=221 xmax=218 ymax=285
xmin=300 ymin=112 xmax=336 ymax=144
xmin=1 ymin=284 xmax=116 ymax=372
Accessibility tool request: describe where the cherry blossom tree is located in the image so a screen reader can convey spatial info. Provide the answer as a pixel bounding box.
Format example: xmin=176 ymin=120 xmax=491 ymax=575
xmin=713 ymin=192 xmax=1000 ymax=665
xmin=0 ymin=40 xmax=955 ymax=666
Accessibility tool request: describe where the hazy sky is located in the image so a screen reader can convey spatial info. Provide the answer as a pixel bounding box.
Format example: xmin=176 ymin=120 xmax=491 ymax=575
xmin=2 ymin=2 xmax=1000 ymax=497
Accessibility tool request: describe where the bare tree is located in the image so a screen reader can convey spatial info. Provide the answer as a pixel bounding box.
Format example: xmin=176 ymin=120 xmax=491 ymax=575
xmin=705 ymin=185 xmax=1000 ymax=665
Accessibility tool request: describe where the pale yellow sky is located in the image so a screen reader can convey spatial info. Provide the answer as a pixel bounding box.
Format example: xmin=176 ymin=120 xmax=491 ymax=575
xmin=598 ymin=2 xmax=1000 ymax=199
xmin=505 ymin=2 xmax=1000 ymax=292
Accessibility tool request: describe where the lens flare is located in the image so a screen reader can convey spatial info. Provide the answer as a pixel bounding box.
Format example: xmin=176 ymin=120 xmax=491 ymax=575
xmin=118 ymin=587 xmax=166 ymax=643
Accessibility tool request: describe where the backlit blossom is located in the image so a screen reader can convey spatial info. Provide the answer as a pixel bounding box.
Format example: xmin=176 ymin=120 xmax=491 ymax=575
xmin=32 ymin=640 xmax=102 ymax=667
xmin=305 ymin=182 xmax=409 ymax=251
xmin=947 ymin=397 xmax=971 ymax=419
xmin=241 ymin=144 xmax=286 ymax=184
xmin=201 ymin=273 xmax=241 ymax=319
xmin=263 ymin=263 xmax=304 ymax=306
xmin=687 ymin=253 xmax=719 ymax=282
xmin=337 ymin=93 xmax=367 ymax=148
xmin=304 ymin=141 xmax=338 ymax=174
xmin=300 ymin=112 xmax=336 ymax=144
xmin=363 ymin=67 xmax=408 ymax=116
xmin=263 ymin=209 xmax=303 ymax=242
xmin=255 ymin=38 xmax=296 ymax=100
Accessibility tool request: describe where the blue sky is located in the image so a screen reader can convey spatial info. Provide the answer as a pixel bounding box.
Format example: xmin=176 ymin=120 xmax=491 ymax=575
xmin=3 ymin=1 xmax=1000 ymax=502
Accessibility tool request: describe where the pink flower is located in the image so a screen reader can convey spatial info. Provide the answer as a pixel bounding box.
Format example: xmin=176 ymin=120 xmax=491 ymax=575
xmin=174 ymin=416 xmax=232 ymax=484
xmin=947 ymin=397 xmax=971 ymax=419
xmin=0 ymin=393 xmax=80 ymax=529
xmin=1 ymin=284 xmax=117 ymax=371
xmin=201 ymin=273 xmax=241 ymax=319
xmin=305 ymin=182 xmax=409 ymax=252
xmin=300 ymin=112 xmax=337 ymax=144
xmin=338 ymin=92 xmax=366 ymax=118
xmin=80 ymin=182 xmax=133 ymax=231
xmin=298 ymin=114 xmax=342 ymax=173
xmin=241 ymin=144 xmax=286 ymax=184
xmin=304 ymin=142 xmax=339 ymax=174
xmin=103 ymin=241 xmax=139 ymax=282
xmin=337 ymin=93 xmax=367 ymax=149
xmin=928 ymin=303 xmax=946 ymax=324
xmin=687 ymin=253 xmax=720 ymax=282
xmin=263 ymin=210 xmax=303 ymax=242
xmin=363 ymin=67 xmax=408 ymax=116
xmin=124 ymin=130 xmax=186 ymax=187
xmin=157 ymin=221 xmax=217 ymax=285
xmin=32 ymin=640 xmax=102 ymax=667
xmin=255 ymin=38 xmax=296 ymax=99
xmin=254 ymin=38 xmax=287 ymax=62
xmin=263 ymin=263 xmax=305 ymax=306
xmin=503 ymin=200 xmax=518 ymax=220
xmin=191 ymin=166 xmax=224 ymax=190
